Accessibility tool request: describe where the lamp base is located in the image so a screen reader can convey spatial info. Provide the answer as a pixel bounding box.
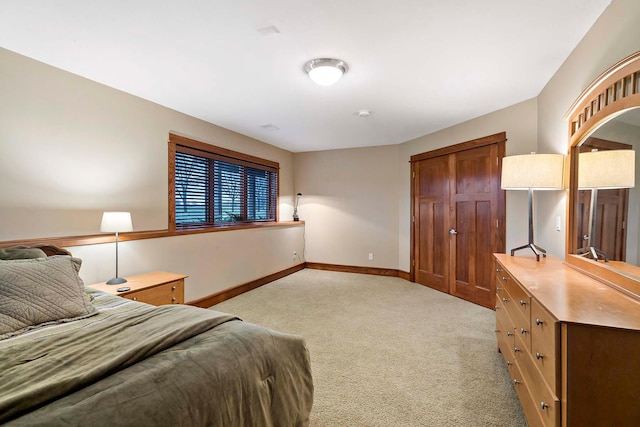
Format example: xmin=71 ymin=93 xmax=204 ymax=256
xmin=576 ymin=246 xmax=609 ymax=262
xmin=510 ymin=243 xmax=547 ymax=262
xmin=106 ymin=277 xmax=128 ymax=285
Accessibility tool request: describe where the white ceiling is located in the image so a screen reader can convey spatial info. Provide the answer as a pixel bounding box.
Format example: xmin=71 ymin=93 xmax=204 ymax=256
xmin=0 ymin=0 xmax=611 ymax=153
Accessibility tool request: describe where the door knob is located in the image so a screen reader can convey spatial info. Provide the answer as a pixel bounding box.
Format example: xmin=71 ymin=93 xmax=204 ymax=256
xmin=449 ymin=228 xmax=458 ymax=235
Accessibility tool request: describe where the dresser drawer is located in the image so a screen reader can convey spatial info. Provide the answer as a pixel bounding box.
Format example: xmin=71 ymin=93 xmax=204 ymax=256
xmin=496 ymin=298 xmax=516 ymax=375
xmin=498 ymin=271 xmax=531 ymax=349
xmin=517 ymin=350 xmax=560 ymax=427
xmin=512 ymin=358 xmax=544 ymax=427
xmin=125 ymin=280 xmax=184 ymax=305
xmin=531 ymin=299 xmax=559 ymax=393
xmin=495 ymin=262 xmax=508 ymax=296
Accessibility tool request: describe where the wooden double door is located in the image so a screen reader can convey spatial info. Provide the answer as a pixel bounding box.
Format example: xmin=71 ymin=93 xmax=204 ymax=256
xmin=410 ymin=133 xmax=505 ymax=309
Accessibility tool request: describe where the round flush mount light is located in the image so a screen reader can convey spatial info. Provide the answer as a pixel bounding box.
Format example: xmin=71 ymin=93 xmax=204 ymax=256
xmin=356 ymin=109 xmax=372 ymax=118
xmin=303 ymin=58 xmax=348 ymax=86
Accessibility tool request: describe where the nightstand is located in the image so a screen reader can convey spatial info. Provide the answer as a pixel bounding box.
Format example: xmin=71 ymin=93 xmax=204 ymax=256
xmin=89 ymin=271 xmax=188 ymax=305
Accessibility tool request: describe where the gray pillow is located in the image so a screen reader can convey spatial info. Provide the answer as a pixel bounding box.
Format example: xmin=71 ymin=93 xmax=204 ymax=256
xmin=0 ymin=256 xmax=98 ymax=340
xmin=0 ymin=248 xmax=47 ymax=260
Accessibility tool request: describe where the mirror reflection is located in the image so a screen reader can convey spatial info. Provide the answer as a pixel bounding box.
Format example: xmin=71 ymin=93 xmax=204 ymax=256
xmin=576 ymin=108 xmax=640 ymax=265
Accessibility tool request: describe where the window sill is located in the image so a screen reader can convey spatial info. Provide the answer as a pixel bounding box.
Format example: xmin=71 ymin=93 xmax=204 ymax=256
xmin=173 ymin=220 xmax=304 ymax=234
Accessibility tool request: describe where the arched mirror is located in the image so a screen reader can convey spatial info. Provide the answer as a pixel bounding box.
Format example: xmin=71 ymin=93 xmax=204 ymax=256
xmin=566 ymin=51 xmax=640 ymax=300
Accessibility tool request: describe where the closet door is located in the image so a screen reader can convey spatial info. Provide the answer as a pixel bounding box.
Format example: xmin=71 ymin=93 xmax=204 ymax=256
xmin=449 ymin=144 xmax=501 ymax=308
xmin=414 ymin=155 xmax=450 ymax=293
xmin=411 ymin=134 xmax=505 ymax=309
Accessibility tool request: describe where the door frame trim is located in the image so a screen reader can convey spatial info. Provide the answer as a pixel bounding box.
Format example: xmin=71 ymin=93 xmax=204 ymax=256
xmin=409 ymin=132 xmax=507 ymax=283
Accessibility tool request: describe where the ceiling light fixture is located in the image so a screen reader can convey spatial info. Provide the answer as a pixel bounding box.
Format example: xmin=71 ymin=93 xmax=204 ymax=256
xmin=303 ymin=58 xmax=348 ymax=86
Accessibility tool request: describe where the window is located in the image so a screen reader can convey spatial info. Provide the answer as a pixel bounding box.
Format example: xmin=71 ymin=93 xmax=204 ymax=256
xmin=169 ymin=134 xmax=279 ymax=229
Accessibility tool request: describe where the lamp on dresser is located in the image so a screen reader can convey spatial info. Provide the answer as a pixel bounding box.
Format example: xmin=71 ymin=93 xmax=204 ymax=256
xmin=577 ymin=149 xmax=635 ymax=262
xmin=100 ymin=211 xmax=133 ymax=285
xmin=501 ymin=153 xmax=564 ymax=261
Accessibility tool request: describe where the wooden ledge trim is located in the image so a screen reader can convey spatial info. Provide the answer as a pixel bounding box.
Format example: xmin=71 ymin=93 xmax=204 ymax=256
xmin=0 ymin=221 xmax=304 ymax=249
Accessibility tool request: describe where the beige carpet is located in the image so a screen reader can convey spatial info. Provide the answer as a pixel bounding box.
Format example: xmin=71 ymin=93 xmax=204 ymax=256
xmin=212 ymin=269 xmax=527 ymax=426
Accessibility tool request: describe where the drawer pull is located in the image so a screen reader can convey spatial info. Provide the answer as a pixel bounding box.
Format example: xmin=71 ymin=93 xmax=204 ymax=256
xmin=535 ymin=318 xmax=544 ymax=326
xmin=496 ymin=286 xmax=502 ymax=292
xmin=506 ymin=331 xmax=514 ymax=337
xmin=495 ymin=306 xmax=499 ymax=310
xmin=513 ymin=378 xmax=521 ymax=385
xmin=540 ymin=401 xmax=549 ymax=410
xmin=535 ymin=352 xmax=544 ymax=360
xmin=514 ymin=347 xmax=521 ymax=353
xmin=132 ymin=297 xmax=137 ymax=301
xmin=520 ymin=328 xmax=527 ymax=335
xmin=502 ymin=297 xmax=509 ymax=303
xmin=496 ymin=268 xmax=503 ymax=273
xmin=519 ymin=300 xmax=527 ymax=306
xmin=506 ymin=361 xmax=513 ymax=366
xmin=502 ymin=276 xmax=508 ymax=281
xmin=172 ymin=286 xmax=176 ymax=291
xmin=172 ymin=297 xmax=177 ymax=302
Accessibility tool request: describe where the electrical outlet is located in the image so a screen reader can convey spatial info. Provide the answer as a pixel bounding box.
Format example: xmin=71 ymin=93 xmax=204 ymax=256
xmin=368 ymin=253 xmax=374 ymax=261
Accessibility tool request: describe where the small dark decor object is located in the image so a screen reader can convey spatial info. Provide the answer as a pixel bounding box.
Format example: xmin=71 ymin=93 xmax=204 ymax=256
xmin=293 ymin=193 xmax=302 ymax=221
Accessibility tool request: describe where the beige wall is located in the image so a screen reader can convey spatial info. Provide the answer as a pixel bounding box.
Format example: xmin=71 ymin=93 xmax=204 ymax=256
xmin=3 ymin=0 xmax=639 ymax=295
xmin=294 ymin=98 xmax=539 ymax=272
xmin=0 ymin=48 xmax=303 ymax=301
xmin=397 ymin=99 xmax=539 ymax=272
xmin=293 ymin=145 xmax=400 ymax=268
xmin=299 ymin=0 xmax=640 ymax=273
xmin=536 ymin=0 xmax=640 ymax=258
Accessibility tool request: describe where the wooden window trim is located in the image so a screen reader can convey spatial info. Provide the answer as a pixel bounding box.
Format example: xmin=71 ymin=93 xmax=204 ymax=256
xmin=169 ymin=133 xmax=280 ymax=231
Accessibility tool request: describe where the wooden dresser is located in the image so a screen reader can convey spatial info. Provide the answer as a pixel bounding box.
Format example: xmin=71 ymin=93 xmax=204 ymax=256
xmin=89 ymin=271 xmax=187 ymax=306
xmin=494 ymin=254 xmax=640 ymax=427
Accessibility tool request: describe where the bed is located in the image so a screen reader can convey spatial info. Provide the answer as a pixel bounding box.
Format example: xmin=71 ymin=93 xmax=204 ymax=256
xmin=0 ymin=251 xmax=313 ymax=426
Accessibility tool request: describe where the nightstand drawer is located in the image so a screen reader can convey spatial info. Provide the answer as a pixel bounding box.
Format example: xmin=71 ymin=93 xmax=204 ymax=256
xmin=89 ymin=271 xmax=188 ymax=306
xmin=125 ymin=280 xmax=184 ymax=305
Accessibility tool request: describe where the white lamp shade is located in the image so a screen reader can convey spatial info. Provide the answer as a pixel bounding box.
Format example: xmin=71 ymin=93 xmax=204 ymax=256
xmin=308 ymin=66 xmax=344 ymax=86
xmin=501 ymin=153 xmax=565 ymax=190
xmin=578 ymin=149 xmax=635 ymax=189
xmin=304 ymin=58 xmax=348 ymax=87
xmin=100 ymin=212 xmax=133 ymax=232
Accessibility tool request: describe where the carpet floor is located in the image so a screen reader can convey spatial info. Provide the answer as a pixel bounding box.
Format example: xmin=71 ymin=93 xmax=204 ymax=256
xmin=212 ymin=269 xmax=527 ymax=426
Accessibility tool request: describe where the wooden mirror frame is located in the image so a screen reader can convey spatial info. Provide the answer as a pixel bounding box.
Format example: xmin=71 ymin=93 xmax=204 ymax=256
xmin=565 ymin=51 xmax=640 ymax=300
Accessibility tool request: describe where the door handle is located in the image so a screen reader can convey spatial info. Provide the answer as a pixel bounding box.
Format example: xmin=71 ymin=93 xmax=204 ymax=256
xmin=449 ymin=228 xmax=458 ymax=235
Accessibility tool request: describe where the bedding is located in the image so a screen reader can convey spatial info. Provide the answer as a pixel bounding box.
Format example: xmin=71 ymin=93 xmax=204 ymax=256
xmin=0 ymin=289 xmax=313 ymax=426
xmin=0 ymin=248 xmax=47 ymax=260
xmin=0 ymin=256 xmax=98 ymax=339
